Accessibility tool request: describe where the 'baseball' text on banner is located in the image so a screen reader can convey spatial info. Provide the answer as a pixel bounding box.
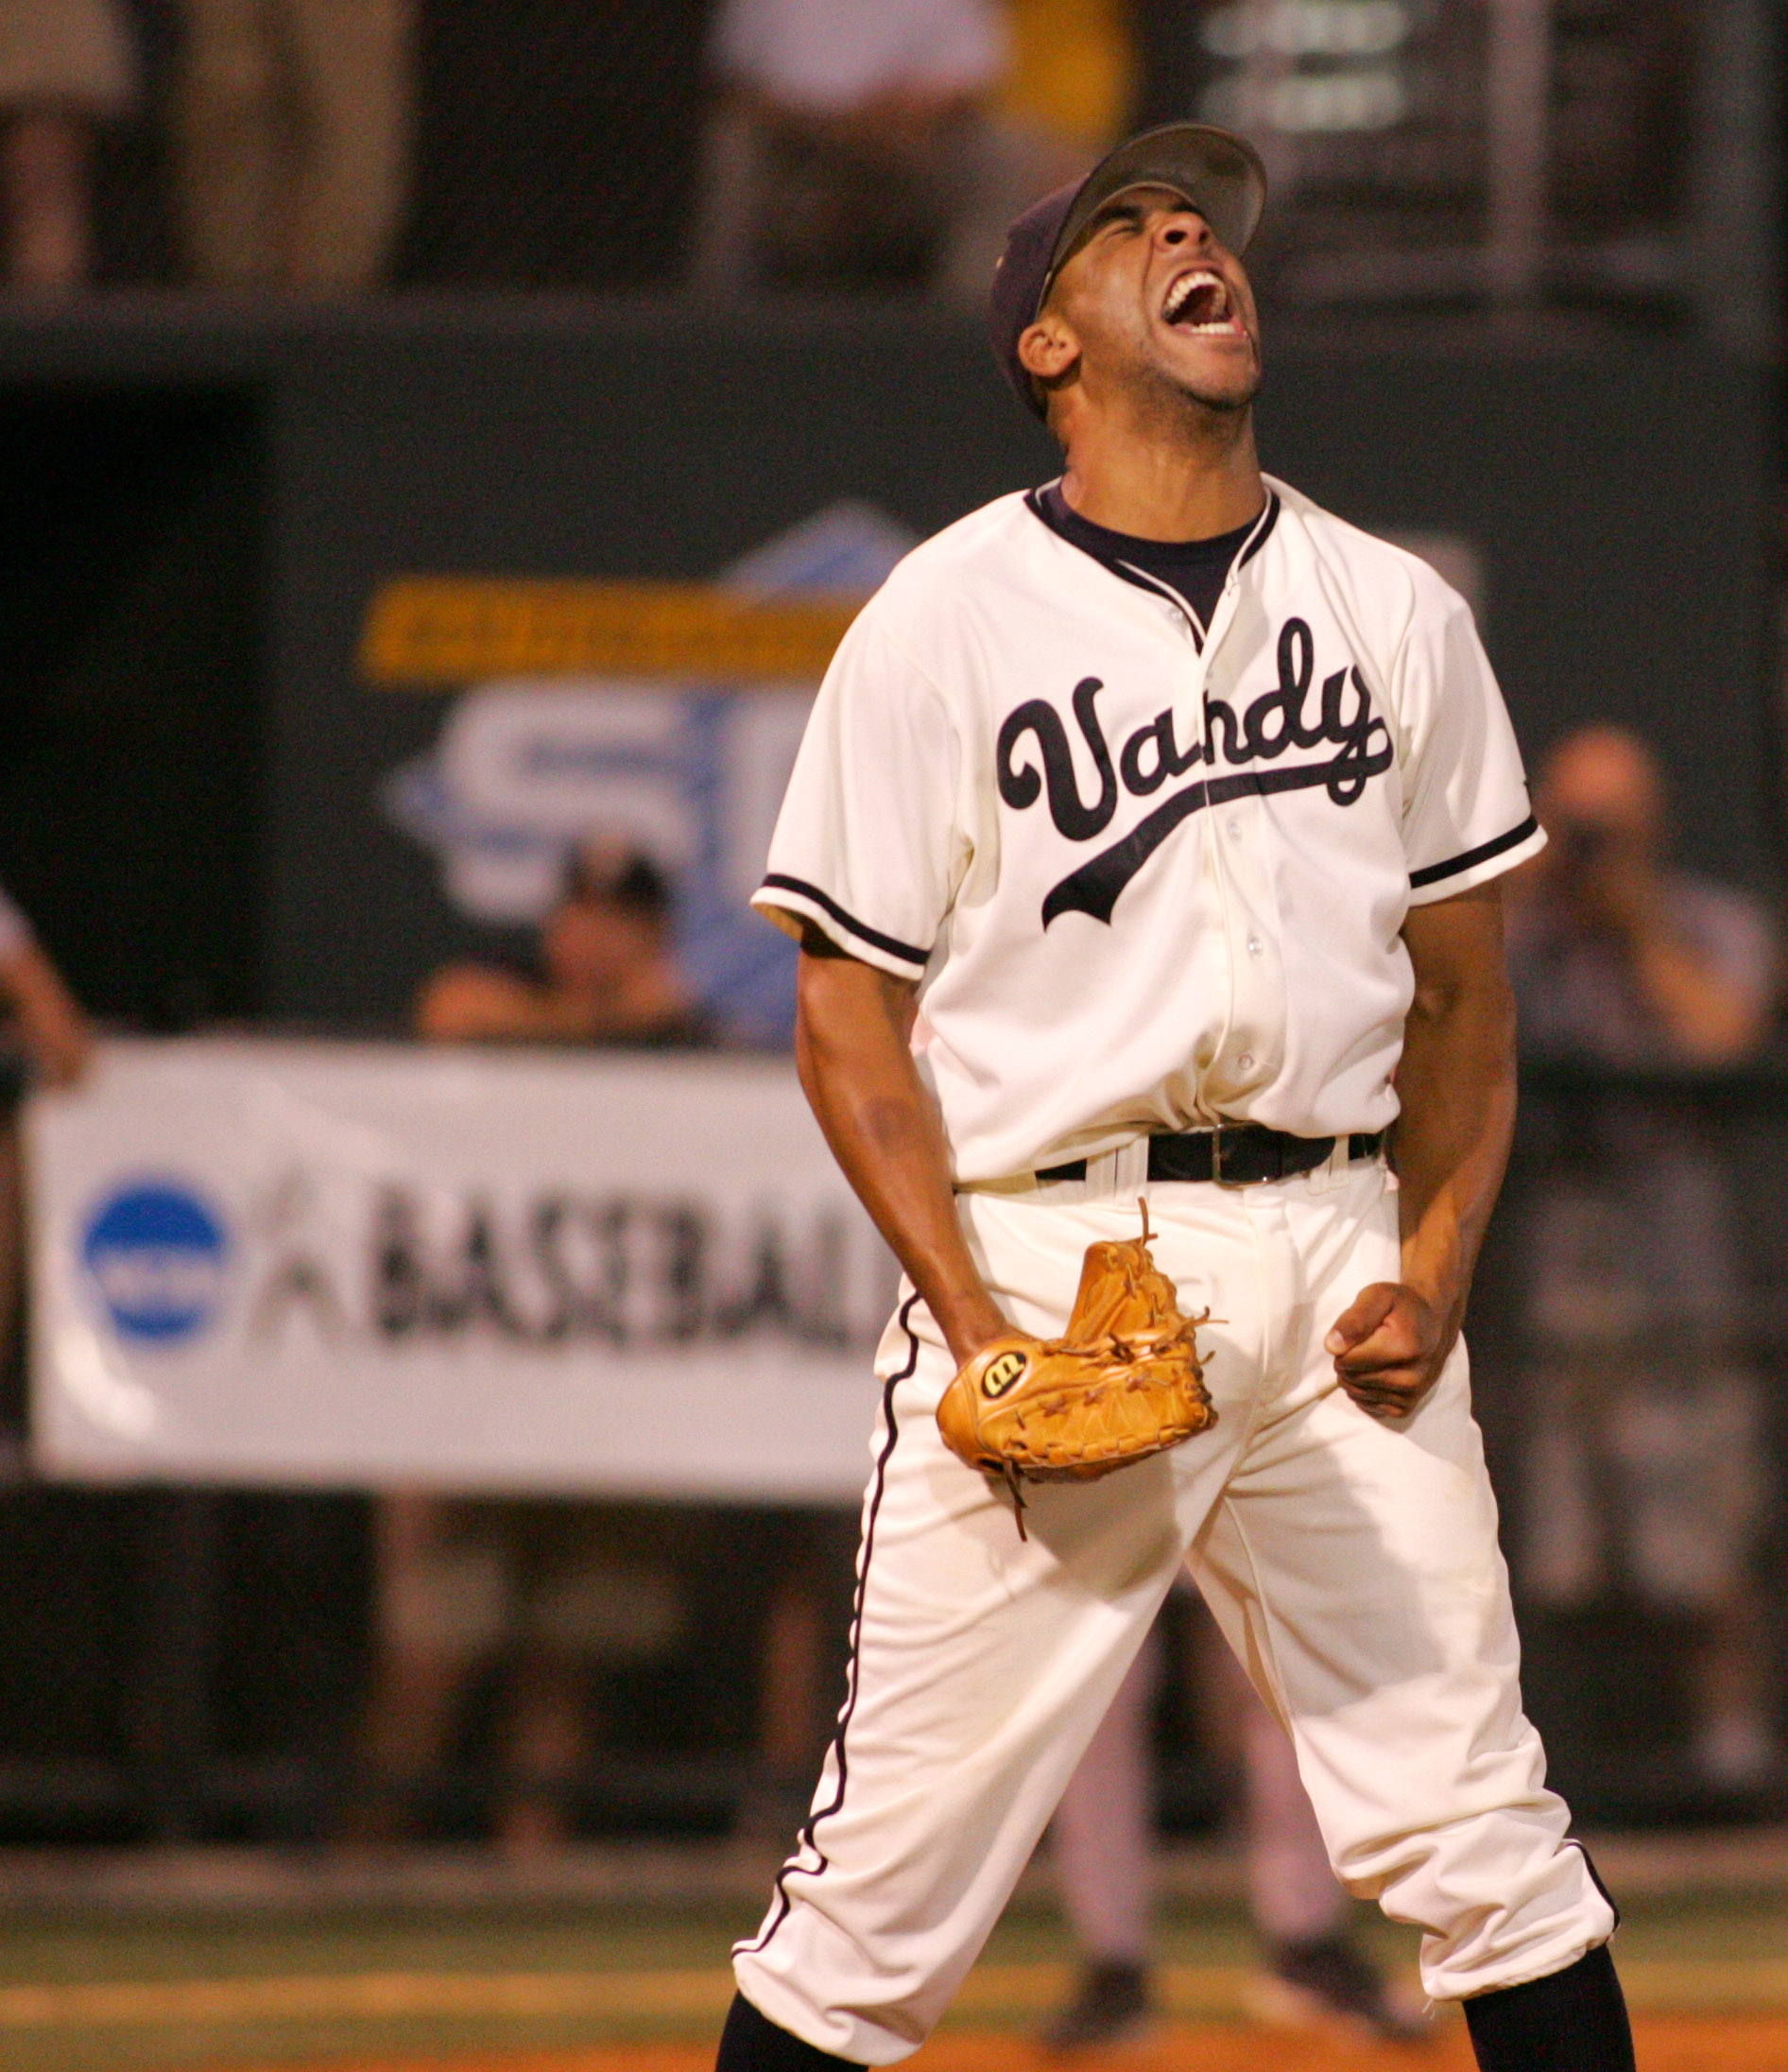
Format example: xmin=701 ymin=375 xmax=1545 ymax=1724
xmin=29 ymin=1040 xmax=898 ymax=1500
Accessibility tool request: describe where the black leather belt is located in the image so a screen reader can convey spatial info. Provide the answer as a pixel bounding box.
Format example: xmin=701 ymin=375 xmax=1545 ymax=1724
xmin=1037 ymin=1126 xmax=1385 ymax=1188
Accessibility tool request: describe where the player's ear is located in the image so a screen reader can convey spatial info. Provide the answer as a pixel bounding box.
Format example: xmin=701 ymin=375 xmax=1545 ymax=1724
xmin=1017 ymin=313 xmax=1080 ymax=396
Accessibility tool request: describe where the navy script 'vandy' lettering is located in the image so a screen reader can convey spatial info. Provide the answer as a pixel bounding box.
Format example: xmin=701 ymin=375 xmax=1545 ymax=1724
xmin=996 ymin=617 xmax=1395 ymax=927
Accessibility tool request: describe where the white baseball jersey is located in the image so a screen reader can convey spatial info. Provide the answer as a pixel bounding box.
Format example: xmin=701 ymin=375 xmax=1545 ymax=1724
xmin=753 ymin=475 xmax=1542 ymax=1184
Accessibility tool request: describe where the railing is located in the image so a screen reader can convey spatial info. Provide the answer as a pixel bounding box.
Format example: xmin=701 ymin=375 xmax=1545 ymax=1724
xmin=1186 ymin=0 xmax=1779 ymax=343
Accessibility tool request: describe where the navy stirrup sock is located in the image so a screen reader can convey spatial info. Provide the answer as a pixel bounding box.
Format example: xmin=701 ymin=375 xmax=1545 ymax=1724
xmin=716 ymin=1992 xmax=861 ymax=2072
xmin=1463 ymin=1945 xmax=1635 ymax=2071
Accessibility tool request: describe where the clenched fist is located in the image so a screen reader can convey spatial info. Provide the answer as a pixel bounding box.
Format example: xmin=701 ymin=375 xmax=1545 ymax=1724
xmin=1325 ymin=1282 xmax=1451 ymax=1423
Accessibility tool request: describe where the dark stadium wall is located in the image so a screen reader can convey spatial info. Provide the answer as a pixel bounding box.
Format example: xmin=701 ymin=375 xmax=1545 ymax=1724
xmin=0 ymin=311 xmax=1772 ymax=1036
xmin=0 ymin=313 xmax=1773 ymax=1838
xmin=0 ymin=388 xmax=265 ymax=1028
xmin=265 ymin=315 xmax=1773 ymax=1031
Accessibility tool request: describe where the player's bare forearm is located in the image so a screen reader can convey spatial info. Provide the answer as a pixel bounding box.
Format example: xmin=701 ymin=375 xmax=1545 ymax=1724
xmin=1393 ymin=882 xmax=1517 ymax=1318
xmin=1325 ymin=880 xmax=1516 ymax=1421
xmin=0 ymin=945 xmax=91 ymax=1088
xmin=793 ymin=934 xmax=1007 ymax=1367
xmin=1582 ymin=854 xmax=1763 ymax=1060
xmin=1629 ymin=927 xmax=1764 ymax=1062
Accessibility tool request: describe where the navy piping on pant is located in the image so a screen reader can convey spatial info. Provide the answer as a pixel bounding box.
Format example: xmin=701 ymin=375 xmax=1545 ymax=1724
xmin=735 ymin=1295 xmax=921 ymax=1958
xmin=1563 ymin=1837 xmax=1622 ymax=1929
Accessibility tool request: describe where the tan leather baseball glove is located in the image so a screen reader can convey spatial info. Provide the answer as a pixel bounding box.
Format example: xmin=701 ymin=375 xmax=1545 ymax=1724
xmin=937 ymin=1206 xmax=1215 ymax=1535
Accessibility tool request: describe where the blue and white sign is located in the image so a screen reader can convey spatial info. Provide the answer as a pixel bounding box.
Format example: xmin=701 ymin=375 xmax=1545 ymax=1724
xmin=81 ymin=1182 xmax=229 ymax=1346
xmin=31 ymin=1040 xmax=894 ymax=1495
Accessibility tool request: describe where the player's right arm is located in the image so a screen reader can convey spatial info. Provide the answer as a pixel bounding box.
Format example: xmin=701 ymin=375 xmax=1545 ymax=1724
xmin=0 ymin=915 xmax=90 ymax=1088
xmin=794 ymin=925 xmax=1006 ymax=1369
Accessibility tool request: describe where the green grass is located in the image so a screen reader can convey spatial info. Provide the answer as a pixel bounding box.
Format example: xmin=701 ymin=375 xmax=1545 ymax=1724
xmin=0 ymin=1903 xmax=758 ymax=1985
xmin=0 ymin=1886 xmax=1778 ymax=2072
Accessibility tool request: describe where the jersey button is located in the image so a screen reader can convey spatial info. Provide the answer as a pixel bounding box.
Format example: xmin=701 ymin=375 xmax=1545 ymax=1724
xmin=1239 ymin=1052 xmax=1255 ymax=1072
xmin=1226 ymin=818 xmax=1242 ymax=839
xmin=1247 ymin=934 xmax=1264 ymax=956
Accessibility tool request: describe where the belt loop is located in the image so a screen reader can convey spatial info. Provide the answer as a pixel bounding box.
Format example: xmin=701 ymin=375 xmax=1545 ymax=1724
xmin=1109 ymin=1138 xmax=1147 ymax=1202
xmin=1311 ymin=1133 xmax=1348 ymax=1195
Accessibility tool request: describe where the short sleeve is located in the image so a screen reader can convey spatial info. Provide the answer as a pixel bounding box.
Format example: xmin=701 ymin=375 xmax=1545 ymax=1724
xmin=1395 ymin=578 xmax=1545 ymax=905
xmin=752 ymin=608 xmax=965 ymax=979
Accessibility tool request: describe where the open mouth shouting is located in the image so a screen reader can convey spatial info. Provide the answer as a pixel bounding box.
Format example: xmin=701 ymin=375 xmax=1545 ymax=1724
xmin=1161 ymin=267 xmax=1247 ymax=337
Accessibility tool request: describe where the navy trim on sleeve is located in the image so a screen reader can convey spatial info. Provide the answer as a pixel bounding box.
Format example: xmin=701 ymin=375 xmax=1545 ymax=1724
xmin=760 ymin=873 xmax=931 ymax=968
xmin=1408 ymin=814 xmax=1539 ymax=889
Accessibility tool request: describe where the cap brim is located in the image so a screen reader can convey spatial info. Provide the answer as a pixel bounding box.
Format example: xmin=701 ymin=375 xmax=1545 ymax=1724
xmin=1042 ymin=123 xmax=1267 ymax=304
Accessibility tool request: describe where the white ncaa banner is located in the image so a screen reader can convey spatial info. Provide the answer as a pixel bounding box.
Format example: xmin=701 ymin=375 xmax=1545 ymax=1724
xmin=28 ymin=1039 xmax=899 ymax=1500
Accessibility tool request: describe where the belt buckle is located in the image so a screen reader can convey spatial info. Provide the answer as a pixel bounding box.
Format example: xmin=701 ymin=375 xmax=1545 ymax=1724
xmin=1209 ymin=1128 xmax=1245 ymax=1189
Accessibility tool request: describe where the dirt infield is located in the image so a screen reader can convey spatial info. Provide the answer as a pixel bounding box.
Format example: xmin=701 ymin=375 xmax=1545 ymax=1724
xmin=233 ymin=2015 xmax=1788 ymax=2072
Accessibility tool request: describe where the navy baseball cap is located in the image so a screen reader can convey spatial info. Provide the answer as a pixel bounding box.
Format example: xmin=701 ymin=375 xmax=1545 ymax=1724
xmin=989 ymin=123 xmax=1268 ymax=419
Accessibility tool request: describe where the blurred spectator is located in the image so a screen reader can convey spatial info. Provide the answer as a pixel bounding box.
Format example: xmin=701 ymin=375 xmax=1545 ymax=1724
xmin=690 ymin=0 xmax=1007 ymax=296
xmin=0 ymin=0 xmax=136 ymax=290
xmin=171 ymin=0 xmax=412 ymax=289
xmin=941 ymin=0 xmax=1135 ymax=303
xmin=361 ymin=1491 xmax=704 ymax=1858
xmin=1506 ymin=724 xmax=1780 ymax=1789
xmin=417 ymin=845 xmax=708 ymax=1048
xmin=0 ymin=883 xmax=92 ymax=1435
xmin=0 ymin=885 xmax=90 ymax=1090
xmin=359 ymin=845 xmax=707 ymax=1858
xmin=395 ymin=0 xmax=710 ymax=289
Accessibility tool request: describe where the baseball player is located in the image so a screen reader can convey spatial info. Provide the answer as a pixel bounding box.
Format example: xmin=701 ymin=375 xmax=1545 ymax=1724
xmin=721 ymin=123 xmax=1635 ymax=2072
xmin=1046 ymin=1588 xmax=1425 ymax=2046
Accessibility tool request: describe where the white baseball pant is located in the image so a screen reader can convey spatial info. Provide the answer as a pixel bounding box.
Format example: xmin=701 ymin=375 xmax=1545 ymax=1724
xmin=1052 ymin=1611 xmax=1346 ymax=1966
xmin=733 ymin=1148 xmax=1614 ymax=2063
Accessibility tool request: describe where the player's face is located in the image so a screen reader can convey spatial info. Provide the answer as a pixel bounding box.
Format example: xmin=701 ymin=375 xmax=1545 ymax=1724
xmin=1042 ymin=186 xmax=1262 ymax=417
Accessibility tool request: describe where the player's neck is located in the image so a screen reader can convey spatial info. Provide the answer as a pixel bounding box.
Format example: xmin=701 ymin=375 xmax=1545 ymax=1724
xmin=1058 ymin=407 xmax=1264 ymax=544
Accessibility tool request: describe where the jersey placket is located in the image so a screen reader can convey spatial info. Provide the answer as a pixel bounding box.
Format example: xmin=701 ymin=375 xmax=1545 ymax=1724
xmin=1192 ymin=567 xmax=1287 ymax=1117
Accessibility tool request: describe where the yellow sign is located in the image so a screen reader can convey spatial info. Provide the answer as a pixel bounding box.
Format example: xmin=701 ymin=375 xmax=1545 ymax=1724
xmin=359 ymin=577 xmax=863 ymax=687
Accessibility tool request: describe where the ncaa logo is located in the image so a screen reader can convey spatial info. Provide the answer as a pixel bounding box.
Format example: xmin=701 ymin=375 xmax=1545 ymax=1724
xmin=81 ymin=1183 xmax=229 ymax=1346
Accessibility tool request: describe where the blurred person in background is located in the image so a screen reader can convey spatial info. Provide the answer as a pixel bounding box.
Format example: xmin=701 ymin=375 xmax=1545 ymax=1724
xmin=363 ymin=845 xmax=845 ymax=1857
xmin=416 ymin=844 xmax=709 ymax=1048
xmin=393 ymin=0 xmax=711 ymax=290
xmin=1506 ymin=724 xmax=1779 ymax=1790
xmin=690 ymin=0 xmax=1007 ymax=296
xmin=1045 ymin=1583 xmax=1422 ymax=2048
xmin=172 ymin=0 xmax=412 ymax=289
xmin=359 ymin=845 xmax=709 ymax=1859
xmin=941 ymin=0 xmax=1135 ymax=304
xmin=0 ymin=884 xmax=92 ymax=1436
xmin=0 ymin=0 xmax=136 ymax=290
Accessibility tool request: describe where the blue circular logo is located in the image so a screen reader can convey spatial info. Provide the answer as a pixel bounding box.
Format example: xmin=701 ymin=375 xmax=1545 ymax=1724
xmin=81 ymin=1183 xmax=229 ymax=1345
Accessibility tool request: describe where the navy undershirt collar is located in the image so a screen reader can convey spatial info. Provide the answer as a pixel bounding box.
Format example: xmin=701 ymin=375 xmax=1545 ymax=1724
xmin=1027 ymin=479 xmax=1278 ymax=646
